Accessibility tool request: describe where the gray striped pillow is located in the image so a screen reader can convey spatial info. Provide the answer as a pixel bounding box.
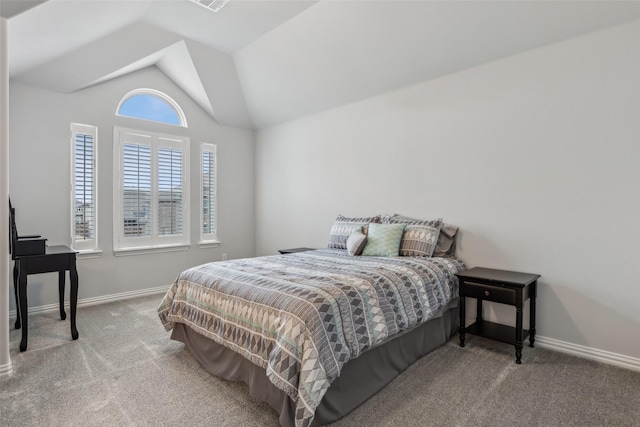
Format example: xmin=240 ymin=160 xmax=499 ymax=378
xmin=327 ymin=214 xmax=381 ymax=250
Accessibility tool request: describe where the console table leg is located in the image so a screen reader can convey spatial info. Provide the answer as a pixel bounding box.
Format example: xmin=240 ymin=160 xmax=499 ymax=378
xmin=13 ymin=263 xmax=21 ymax=330
xmin=70 ymin=259 xmax=79 ymax=341
xmin=58 ymin=270 xmax=67 ymax=321
xmin=459 ymin=296 xmax=466 ymax=347
xmin=18 ymin=270 xmax=28 ymax=352
xmin=529 ymin=282 xmax=537 ymax=348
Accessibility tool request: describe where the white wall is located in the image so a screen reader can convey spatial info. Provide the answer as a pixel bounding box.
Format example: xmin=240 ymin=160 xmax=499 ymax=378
xmin=255 ymin=20 xmax=640 ymax=360
xmin=8 ymin=66 xmax=255 ymax=311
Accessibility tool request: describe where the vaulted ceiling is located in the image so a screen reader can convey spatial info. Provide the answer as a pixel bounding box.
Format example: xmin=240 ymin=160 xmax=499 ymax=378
xmin=3 ymin=0 xmax=640 ymax=129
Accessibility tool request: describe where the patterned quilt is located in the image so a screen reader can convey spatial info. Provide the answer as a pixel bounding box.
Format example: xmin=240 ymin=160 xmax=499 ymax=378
xmin=158 ymin=249 xmax=465 ymax=427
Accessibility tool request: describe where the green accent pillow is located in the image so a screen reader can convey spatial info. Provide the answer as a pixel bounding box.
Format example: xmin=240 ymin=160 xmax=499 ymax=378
xmin=361 ymin=223 xmax=406 ymax=257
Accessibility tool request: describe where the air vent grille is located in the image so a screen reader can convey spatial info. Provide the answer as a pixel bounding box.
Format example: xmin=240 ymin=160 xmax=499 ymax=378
xmin=190 ymin=0 xmax=230 ymax=13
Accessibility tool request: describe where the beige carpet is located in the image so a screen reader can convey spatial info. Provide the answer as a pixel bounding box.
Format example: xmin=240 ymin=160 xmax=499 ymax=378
xmin=2 ymin=294 xmax=639 ymax=426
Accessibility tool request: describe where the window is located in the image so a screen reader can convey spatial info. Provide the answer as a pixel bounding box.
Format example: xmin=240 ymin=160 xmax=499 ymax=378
xmin=113 ymin=127 xmax=190 ymax=253
xmin=116 ymin=89 xmax=187 ymax=127
xmin=71 ymin=123 xmax=98 ymax=252
xmin=201 ymin=143 xmax=218 ymax=243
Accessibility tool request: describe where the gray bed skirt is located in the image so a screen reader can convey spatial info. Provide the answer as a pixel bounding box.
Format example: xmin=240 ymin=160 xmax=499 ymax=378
xmin=170 ymin=299 xmax=459 ymax=427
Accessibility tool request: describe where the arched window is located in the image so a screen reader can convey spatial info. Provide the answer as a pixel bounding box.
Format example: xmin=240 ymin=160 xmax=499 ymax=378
xmin=116 ymin=89 xmax=187 ymax=127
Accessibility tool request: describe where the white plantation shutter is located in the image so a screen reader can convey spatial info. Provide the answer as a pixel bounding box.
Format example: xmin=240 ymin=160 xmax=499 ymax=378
xmin=71 ymin=123 xmax=98 ymax=252
xmin=123 ymin=142 xmax=152 ymax=238
xmin=114 ymin=127 xmax=189 ymax=252
xmin=201 ymin=143 xmax=217 ymax=242
xmin=157 ymin=145 xmax=183 ymax=236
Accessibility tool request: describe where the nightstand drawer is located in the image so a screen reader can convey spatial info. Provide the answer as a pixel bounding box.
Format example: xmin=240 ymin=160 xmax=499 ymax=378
xmin=278 ymin=247 xmax=316 ymax=255
xmin=461 ymin=282 xmax=516 ymax=305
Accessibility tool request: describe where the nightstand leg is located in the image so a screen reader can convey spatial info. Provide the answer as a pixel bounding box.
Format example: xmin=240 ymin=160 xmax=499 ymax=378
xmin=459 ymin=296 xmax=466 ymax=347
xmin=515 ymin=306 xmax=523 ymax=364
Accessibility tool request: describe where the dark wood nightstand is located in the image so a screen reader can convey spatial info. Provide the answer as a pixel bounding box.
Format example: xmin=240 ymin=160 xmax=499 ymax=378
xmin=456 ymin=267 xmax=540 ymax=364
xmin=278 ymin=247 xmax=316 ymax=255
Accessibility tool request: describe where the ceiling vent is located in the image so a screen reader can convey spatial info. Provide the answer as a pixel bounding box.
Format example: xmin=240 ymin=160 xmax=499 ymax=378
xmin=190 ymin=0 xmax=230 ymax=13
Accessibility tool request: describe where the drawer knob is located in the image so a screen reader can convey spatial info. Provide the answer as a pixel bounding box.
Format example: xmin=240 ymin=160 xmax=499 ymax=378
xmin=484 ymin=290 xmax=490 ymax=297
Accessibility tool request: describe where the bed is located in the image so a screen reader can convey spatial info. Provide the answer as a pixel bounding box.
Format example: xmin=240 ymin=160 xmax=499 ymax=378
xmin=158 ymin=239 xmax=465 ymax=426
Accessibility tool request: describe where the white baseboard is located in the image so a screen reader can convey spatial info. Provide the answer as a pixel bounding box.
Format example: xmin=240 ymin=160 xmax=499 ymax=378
xmin=0 ymin=361 xmax=13 ymax=378
xmin=464 ymin=315 xmax=640 ymax=372
xmin=535 ymin=335 xmax=640 ymax=373
xmin=8 ymin=285 xmax=170 ymax=318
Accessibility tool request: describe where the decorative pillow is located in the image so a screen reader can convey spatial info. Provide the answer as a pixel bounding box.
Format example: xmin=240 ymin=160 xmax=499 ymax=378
xmin=327 ymin=214 xmax=381 ymax=250
xmin=383 ymin=214 xmax=442 ymax=229
xmin=436 ymin=223 xmax=460 ymax=257
xmin=391 ymin=214 xmax=458 ymax=257
xmin=346 ymin=231 xmax=368 ymax=256
xmin=361 ymin=223 xmax=406 ymax=257
xmin=399 ymin=224 xmax=441 ymax=257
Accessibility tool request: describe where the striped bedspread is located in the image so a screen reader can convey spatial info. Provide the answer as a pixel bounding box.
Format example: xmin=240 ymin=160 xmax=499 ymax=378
xmin=158 ymin=249 xmax=465 ymax=427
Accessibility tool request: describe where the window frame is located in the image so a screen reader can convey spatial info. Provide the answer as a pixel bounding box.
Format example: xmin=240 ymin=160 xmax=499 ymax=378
xmin=113 ymin=126 xmax=190 ymax=254
xmin=200 ymin=142 xmax=219 ymax=245
xmin=70 ymin=123 xmax=99 ymax=254
xmin=115 ymin=88 xmax=188 ymax=128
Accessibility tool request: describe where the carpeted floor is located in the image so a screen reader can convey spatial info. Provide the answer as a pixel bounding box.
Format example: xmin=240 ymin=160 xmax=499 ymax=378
xmin=2 ymin=294 xmax=639 ymax=426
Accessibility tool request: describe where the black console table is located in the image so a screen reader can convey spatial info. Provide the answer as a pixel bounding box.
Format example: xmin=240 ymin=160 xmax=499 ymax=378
xmin=14 ymin=245 xmax=79 ymax=352
xmin=456 ymin=267 xmax=539 ymax=364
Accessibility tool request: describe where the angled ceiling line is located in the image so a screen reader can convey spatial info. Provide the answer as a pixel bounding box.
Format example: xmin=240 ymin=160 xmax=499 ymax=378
xmin=87 ymin=39 xmax=219 ymax=125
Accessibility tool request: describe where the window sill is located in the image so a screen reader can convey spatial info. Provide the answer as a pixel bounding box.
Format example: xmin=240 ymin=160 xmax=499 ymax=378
xmin=199 ymin=240 xmax=221 ymax=248
xmin=76 ymin=249 xmax=103 ymax=260
xmin=113 ymin=244 xmax=190 ymax=257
